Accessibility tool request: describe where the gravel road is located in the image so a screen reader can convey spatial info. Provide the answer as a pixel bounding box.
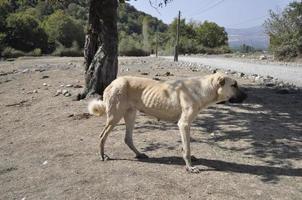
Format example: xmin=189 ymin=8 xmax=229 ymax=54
xmin=163 ymin=56 xmax=302 ymax=87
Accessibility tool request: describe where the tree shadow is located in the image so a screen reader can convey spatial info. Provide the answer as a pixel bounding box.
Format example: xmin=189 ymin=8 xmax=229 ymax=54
xmin=132 ymin=85 xmax=302 ymax=183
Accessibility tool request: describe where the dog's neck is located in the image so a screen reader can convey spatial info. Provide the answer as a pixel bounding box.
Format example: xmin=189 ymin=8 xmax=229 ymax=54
xmin=195 ymin=78 xmax=219 ymax=108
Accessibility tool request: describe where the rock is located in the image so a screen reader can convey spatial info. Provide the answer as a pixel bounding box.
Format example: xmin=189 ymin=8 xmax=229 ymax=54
xmin=41 ymin=75 xmax=49 ymax=79
xmin=62 ymin=89 xmax=69 ymax=95
xmin=60 ymin=84 xmax=64 ymax=87
xmin=66 ymin=84 xmax=73 ymax=88
xmin=33 ymin=90 xmax=38 ymax=93
xmin=153 ymin=77 xmax=161 ymax=81
xmin=42 ymin=160 xmax=48 ymax=165
xmin=43 ymin=83 xmax=47 ymax=86
xmin=259 ymin=55 xmax=267 ymax=60
xmin=238 ymin=72 xmax=245 ymax=77
xmin=165 ymin=71 xmax=173 ymax=76
xmin=22 ymin=69 xmax=29 ymax=73
xmin=64 ymin=93 xmax=71 ymax=97
xmin=140 ymin=72 xmax=149 ymax=75
xmin=73 ymin=85 xmax=83 ymax=88
xmin=55 ymin=90 xmax=62 ymax=96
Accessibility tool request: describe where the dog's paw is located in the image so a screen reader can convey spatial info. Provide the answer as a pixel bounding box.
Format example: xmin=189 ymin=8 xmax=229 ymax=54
xmin=135 ymin=153 xmax=149 ymax=159
xmin=100 ymin=154 xmax=110 ymax=161
xmin=186 ymin=166 xmax=201 ymax=173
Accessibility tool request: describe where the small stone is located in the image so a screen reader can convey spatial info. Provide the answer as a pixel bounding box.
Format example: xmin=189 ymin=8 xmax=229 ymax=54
xmin=62 ymin=89 xmax=69 ymax=95
xmin=259 ymin=55 xmax=267 ymax=60
xmin=43 ymin=83 xmax=47 ymax=86
xmin=64 ymin=93 xmax=71 ymax=97
xmin=66 ymin=84 xmax=73 ymax=88
xmin=73 ymin=85 xmax=83 ymax=88
xmin=22 ymin=69 xmax=29 ymax=73
xmin=140 ymin=72 xmax=149 ymax=75
xmin=55 ymin=90 xmax=62 ymax=96
xmin=41 ymin=75 xmax=49 ymax=79
xmin=42 ymin=160 xmax=48 ymax=165
xmin=33 ymin=90 xmax=38 ymax=93
xmin=60 ymin=84 xmax=64 ymax=87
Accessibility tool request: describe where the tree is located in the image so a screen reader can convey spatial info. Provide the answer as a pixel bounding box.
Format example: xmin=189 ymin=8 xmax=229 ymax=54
xmin=265 ymin=2 xmax=302 ymax=60
xmin=5 ymin=11 xmax=48 ymax=52
xmin=42 ymin=10 xmax=85 ymax=48
xmin=76 ymin=0 xmax=118 ymax=100
xmin=195 ymin=21 xmax=228 ymax=48
xmin=77 ymin=0 xmax=170 ymax=99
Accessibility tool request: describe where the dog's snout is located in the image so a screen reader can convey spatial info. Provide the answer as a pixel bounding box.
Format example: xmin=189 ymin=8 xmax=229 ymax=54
xmin=229 ymin=90 xmax=247 ymax=103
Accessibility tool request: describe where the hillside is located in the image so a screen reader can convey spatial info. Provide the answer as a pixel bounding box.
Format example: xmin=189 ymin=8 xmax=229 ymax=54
xmin=226 ymin=26 xmax=269 ymax=50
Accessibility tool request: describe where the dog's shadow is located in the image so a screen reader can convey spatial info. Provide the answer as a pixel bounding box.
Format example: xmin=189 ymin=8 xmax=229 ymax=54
xmin=114 ymin=156 xmax=302 ymax=182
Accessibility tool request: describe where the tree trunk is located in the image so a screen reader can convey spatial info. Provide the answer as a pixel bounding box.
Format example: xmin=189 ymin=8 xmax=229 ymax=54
xmin=77 ymin=0 xmax=118 ymax=100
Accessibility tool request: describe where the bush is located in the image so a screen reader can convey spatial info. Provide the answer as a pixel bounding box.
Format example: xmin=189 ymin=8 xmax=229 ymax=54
xmin=5 ymin=12 xmax=48 ymax=52
xmin=274 ymin=45 xmax=298 ymax=61
xmin=52 ymin=41 xmax=83 ymax=57
xmin=119 ymin=35 xmax=150 ymax=56
xmin=1 ymin=47 xmax=26 ymax=58
xmin=1 ymin=47 xmax=42 ymax=58
xmin=42 ymin=10 xmax=85 ymax=49
xmin=265 ymin=2 xmax=302 ymax=60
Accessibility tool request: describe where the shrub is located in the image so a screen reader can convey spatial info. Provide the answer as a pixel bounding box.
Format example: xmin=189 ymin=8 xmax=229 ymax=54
xmin=42 ymin=10 xmax=85 ymax=49
xmin=1 ymin=47 xmax=26 ymax=58
xmin=5 ymin=12 xmax=48 ymax=52
xmin=119 ymin=35 xmax=150 ymax=56
xmin=52 ymin=41 xmax=83 ymax=57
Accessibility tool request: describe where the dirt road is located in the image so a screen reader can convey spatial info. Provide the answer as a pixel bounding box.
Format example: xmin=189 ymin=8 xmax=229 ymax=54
xmin=164 ymin=56 xmax=302 ymax=87
xmin=0 ymin=57 xmax=301 ymax=199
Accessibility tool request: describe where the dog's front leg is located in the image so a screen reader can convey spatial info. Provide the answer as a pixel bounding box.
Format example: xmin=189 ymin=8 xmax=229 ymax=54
xmin=178 ymin=111 xmax=200 ymax=173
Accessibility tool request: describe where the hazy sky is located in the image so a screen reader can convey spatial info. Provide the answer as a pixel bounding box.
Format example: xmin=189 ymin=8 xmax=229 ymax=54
xmin=129 ymin=0 xmax=295 ymax=29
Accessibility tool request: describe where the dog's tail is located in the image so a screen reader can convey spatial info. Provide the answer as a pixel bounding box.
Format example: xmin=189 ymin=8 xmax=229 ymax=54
xmin=88 ymin=99 xmax=106 ymax=117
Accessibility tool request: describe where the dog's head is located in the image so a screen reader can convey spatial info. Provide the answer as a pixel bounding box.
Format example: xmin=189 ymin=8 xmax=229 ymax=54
xmin=211 ymin=73 xmax=247 ymax=103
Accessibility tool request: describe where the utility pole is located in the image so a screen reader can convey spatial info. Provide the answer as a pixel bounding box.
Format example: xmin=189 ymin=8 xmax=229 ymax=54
xmin=174 ymin=10 xmax=180 ymax=62
xmin=155 ymin=26 xmax=158 ymax=58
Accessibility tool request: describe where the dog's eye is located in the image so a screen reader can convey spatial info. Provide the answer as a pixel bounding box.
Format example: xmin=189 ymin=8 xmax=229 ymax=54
xmin=232 ymin=82 xmax=238 ymax=88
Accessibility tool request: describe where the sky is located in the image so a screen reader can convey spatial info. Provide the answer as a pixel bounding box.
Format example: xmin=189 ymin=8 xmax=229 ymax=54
xmin=129 ymin=0 xmax=296 ymax=29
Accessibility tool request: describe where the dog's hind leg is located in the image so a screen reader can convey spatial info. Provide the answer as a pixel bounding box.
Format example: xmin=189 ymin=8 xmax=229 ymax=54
xmin=124 ymin=109 xmax=148 ymax=159
xmin=99 ymin=115 xmax=122 ymax=161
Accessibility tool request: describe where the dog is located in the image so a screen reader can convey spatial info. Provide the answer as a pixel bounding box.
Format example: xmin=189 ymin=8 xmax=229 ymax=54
xmin=88 ymin=72 xmax=247 ymax=173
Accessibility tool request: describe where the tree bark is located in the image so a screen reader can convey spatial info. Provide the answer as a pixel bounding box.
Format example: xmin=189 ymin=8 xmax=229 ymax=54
xmin=77 ymin=0 xmax=118 ymax=100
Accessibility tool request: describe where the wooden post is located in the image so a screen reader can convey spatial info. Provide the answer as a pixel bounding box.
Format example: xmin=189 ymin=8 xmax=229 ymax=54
xmin=155 ymin=26 xmax=158 ymax=58
xmin=174 ymin=10 xmax=180 ymax=62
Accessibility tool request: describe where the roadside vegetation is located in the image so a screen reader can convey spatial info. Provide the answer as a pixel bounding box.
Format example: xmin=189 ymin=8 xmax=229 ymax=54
xmin=265 ymin=2 xmax=302 ymax=61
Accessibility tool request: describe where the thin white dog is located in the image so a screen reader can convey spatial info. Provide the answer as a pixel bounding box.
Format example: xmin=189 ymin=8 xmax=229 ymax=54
xmin=88 ymin=73 xmax=247 ymax=173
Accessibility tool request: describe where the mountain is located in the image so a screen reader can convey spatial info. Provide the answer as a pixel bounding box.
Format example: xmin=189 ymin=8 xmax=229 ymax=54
xmin=226 ymin=26 xmax=269 ymax=50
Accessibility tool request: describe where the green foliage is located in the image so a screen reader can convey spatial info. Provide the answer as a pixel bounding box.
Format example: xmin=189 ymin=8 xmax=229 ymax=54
xmin=164 ymin=19 xmax=229 ymax=54
xmin=119 ymin=33 xmax=150 ymax=56
xmin=52 ymin=41 xmax=83 ymax=57
xmin=1 ymin=47 xmax=42 ymax=58
xmin=5 ymin=11 xmax=48 ymax=52
xmin=195 ymin=21 xmax=228 ymax=48
xmin=42 ymin=10 xmax=85 ymax=48
xmin=265 ymin=2 xmax=302 ymax=60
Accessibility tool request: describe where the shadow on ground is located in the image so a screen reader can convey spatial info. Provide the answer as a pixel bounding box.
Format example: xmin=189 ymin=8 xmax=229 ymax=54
xmin=132 ymin=85 xmax=302 ymax=183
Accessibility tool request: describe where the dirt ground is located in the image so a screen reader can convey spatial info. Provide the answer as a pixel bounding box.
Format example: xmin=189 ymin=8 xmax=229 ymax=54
xmin=0 ymin=56 xmax=301 ymax=200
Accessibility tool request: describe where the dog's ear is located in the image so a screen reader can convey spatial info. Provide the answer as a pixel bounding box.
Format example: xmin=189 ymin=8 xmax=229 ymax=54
xmin=218 ymin=76 xmax=225 ymax=87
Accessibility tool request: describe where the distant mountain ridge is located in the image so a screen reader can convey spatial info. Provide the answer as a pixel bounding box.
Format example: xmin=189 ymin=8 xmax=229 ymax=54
xmin=226 ymin=26 xmax=269 ymax=50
